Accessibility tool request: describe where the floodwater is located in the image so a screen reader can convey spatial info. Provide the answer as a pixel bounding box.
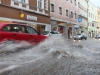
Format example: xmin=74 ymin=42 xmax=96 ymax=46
xmin=0 ymin=37 xmax=100 ymax=75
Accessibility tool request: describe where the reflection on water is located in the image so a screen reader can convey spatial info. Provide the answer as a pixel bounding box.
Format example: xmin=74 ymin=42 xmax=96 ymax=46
xmin=0 ymin=37 xmax=100 ymax=75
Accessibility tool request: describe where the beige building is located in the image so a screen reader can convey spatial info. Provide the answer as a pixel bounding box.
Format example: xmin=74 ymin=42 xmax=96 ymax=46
xmin=78 ymin=0 xmax=89 ymax=35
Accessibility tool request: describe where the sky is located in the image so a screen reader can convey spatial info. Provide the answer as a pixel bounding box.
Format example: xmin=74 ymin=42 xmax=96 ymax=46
xmin=90 ymin=0 xmax=100 ymax=7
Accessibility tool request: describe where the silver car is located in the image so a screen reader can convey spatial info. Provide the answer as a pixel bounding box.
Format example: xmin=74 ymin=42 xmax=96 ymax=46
xmin=74 ymin=33 xmax=87 ymax=40
xmin=95 ymin=34 xmax=100 ymax=39
xmin=42 ymin=31 xmax=62 ymax=37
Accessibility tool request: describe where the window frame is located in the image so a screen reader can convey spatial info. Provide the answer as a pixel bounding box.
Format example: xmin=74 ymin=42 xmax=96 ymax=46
xmin=66 ymin=9 xmax=69 ymax=16
xmin=59 ymin=7 xmax=62 ymax=15
xmin=51 ymin=3 xmax=54 ymax=12
xmin=37 ymin=0 xmax=44 ymax=9
xmin=71 ymin=11 xmax=73 ymax=18
xmin=25 ymin=26 xmax=38 ymax=34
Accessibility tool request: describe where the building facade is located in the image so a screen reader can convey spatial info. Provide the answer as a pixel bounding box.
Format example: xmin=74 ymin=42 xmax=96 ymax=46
xmin=88 ymin=1 xmax=98 ymax=38
xmin=50 ymin=0 xmax=79 ymax=39
xmin=97 ymin=7 xmax=100 ymax=33
xmin=78 ymin=0 xmax=88 ymax=35
xmin=0 ymin=0 xmax=50 ymax=33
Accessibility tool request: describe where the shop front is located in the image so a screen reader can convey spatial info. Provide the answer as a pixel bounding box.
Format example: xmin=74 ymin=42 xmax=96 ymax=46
xmin=57 ymin=22 xmax=65 ymax=35
xmin=67 ymin=23 xmax=72 ymax=39
xmin=0 ymin=5 xmax=50 ymax=33
xmin=74 ymin=25 xmax=80 ymax=35
xmin=51 ymin=20 xmax=65 ymax=36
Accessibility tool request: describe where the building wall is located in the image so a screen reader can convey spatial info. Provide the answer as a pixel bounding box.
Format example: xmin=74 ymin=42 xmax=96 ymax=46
xmin=0 ymin=0 xmax=51 ymax=33
xmin=78 ymin=0 xmax=88 ymax=34
xmin=97 ymin=7 xmax=100 ymax=33
xmin=50 ymin=0 xmax=79 ymax=38
xmin=88 ymin=2 xmax=98 ymax=37
xmin=50 ymin=0 xmax=79 ymax=23
xmin=0 ymin=5 xmax=50 ymax=24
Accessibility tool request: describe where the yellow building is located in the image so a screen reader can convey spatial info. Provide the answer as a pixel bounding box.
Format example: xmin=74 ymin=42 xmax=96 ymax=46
xmin=97 ymin=7 xmax=100 ymax=33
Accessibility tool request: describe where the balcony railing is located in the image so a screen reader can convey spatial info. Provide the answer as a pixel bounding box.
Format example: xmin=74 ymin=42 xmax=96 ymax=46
xmin=11 ymin=0 xmax=47 ymax=15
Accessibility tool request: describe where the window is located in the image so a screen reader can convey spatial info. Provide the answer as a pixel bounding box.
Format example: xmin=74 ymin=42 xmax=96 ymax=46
xmin=11 ymin=0 xmax=29 ymax=9
xmin=14 ymin=0 xmax=26 ymax=3
xmin=78 ymin=2 xmax=80 ymax=7
xmin=70 ymin=0 xmax=72 ymax=3
xmin=74 ymin=0 xmax=76 ymax=5
xmin=66 ymin=9 xmax=68 ymax=16
xmin=26 ymin=26 xmax=38 ymax=34
xmin=38 ymin=0 xmax=44 ymax=9
xmin=2 ymin=25 xmax=26 ymax=33
xmin=71 ymin=12 xmax=73 ymax=18
xmin=98 ymin=12 xmax=100 ymax=15
xmin=51 ymin=4 xmax=54 ymax=12
xmin=59 ymin=7 xmax=62 ymax=15
xmin=2 ymin=25 xmax=11 ymax=31
xmin=92 ymin=23 xmax=94 ymax=27
xmin=21 ymin=0 xmax=26 ymax=3
xmin=75 ymin=13 xmax=77 ymax=19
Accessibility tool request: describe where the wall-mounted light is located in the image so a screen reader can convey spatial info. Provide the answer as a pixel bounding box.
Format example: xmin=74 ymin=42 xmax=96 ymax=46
xmin=20 ymin=10 xmax=25 ymax=18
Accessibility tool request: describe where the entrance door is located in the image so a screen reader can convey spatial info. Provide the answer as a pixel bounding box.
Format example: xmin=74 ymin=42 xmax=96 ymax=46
xmin=68 ymin=27 xmax=72 ymax=39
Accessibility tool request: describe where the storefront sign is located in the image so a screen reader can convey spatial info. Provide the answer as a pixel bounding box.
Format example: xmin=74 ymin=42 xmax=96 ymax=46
xmin=78 ymin=18 xmax=82 ymax=22
xmin=57 ymin=22 xmax=63 ymax=25
xmin=45 ymin=25 xmax=51 ymax=31
xmin=74 ymin=25 xmax=80 ymax=28
xmin=20 ymin=13 xmax=25 ymax=18
xmin=0 ymin=20 xmax=12 ymax=23
xmin=67 ymin=23 xmax=72 ymax=26
xmin=27 ymin=15 xmax=37 ymax=21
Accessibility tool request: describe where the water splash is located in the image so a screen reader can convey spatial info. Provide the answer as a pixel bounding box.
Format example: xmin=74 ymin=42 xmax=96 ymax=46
xmin=0 ymin=37 xmax=100 ymax=75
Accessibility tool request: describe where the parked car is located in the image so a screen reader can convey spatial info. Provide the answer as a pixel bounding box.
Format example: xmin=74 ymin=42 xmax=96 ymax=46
xmin=74 ymin=33 xmax=87 ymax=40
xmin=95 ymin=34 xmax=100 ymax=39
xmin=42 ymin=31 xmax=62 ymax=37
xmin=0 ymin=22 xmax=48 ymax=45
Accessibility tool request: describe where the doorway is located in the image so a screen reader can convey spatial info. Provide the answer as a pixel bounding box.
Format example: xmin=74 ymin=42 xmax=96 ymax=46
xmin=68 ymin=27 xmax=72 ymax=39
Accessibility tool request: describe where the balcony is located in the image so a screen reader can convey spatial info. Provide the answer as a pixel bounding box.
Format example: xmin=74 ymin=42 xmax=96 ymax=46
xmin=11 ymin=0 xmax=48 ymax=15
xmin=79 ymin=13 xmax=87 ymax=19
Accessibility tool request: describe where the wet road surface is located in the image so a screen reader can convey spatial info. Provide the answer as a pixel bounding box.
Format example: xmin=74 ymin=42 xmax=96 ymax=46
xmin=0 ymin=37 xmax=100 ymax=75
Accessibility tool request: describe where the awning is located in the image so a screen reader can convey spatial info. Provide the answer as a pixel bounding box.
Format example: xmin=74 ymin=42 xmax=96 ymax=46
xmin=74 ymin=25 xmax=80 ymax=28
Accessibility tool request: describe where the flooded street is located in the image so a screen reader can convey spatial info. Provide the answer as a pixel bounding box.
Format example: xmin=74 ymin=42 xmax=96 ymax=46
xmin=0 ymin=37 xmax=100 ymax=75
